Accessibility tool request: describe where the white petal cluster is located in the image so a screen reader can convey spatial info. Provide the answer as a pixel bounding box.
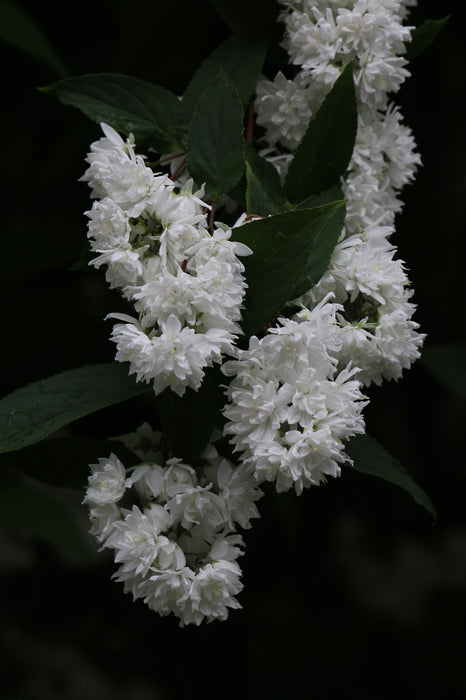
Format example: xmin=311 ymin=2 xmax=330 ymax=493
xmin=256 ymin=0 xmax=414 ymax=152
xmin=222 ymin=298 xmax=367 ymax=494
xmin=252 ymin=0 xmax=425 ymax=392
xmin=82 ymin=124 xmax=251 ymax=396
xmin=84 ymin=430 xmax=263 ymax=626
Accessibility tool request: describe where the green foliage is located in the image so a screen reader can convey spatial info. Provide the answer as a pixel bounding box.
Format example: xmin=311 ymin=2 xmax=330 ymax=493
xmin=187 ymin=70 xmax=245 ymax=200
xmin=156 ymin=369 xmax=220 ymax=462
xmin=211 ymin=0 xmax=279 ymax=37
xmin=42 ymin=73 xmax=182 ymax=152
xmin=181 ymin=34 xmax=267 ymax=124
xmin=0 ymin=364 xmax=150 ymax=455
xmin=0 ymin=474 xmax=93 ymax=559
xmin=0 ymin=438 xmax=140 ymax=489
xmin=346 ymin=434 xmax=436 ymax=520
xmin=406 ymin=16 xmax=450 ymax=61
xmin=284 ymin=62 xmax=357 ymax=204
xmin=233 ymin=202 xmax=345 ymax=336
xmin=420 ymin=342 xmax=466 ymax=401
xmin=0 ymin=0 xmax=67 ymax=76
xmin=245 ymin=143 xmax=287 ymax=216
xmin=292 ymin=202 xmax=346 ymax=298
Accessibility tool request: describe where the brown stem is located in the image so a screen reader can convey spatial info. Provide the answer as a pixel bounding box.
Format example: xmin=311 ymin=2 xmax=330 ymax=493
xmin=148 ymin=151 xmax=185 ymax=167
xmin=171 ymin=157 xmax=187 ymax=181
xmin=209 ymin=202 xmax=216 ymax=231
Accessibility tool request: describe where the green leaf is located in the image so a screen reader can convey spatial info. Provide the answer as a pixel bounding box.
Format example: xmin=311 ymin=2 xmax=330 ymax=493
xmin=0 ymin=363 xmax=151 ymax=455
xmin=420 ymin=342 xmax=466 ymax=401
xmin=284 ymin=62 xmax=357 ymax=204
xmin=405 ymin=16 xmax=450 ymax=61
xmin=232 ymin=202 xmax=345 ymax=336
xmin=0 ymin=438 xmax=140 ymax=489
xmin=181 ymin=34 xmax=267 ymax=124
xmin=41 ymin=73 xmax=181 ymax=152
xmin=296 ymin=185 xmax=344 ymax=210
xmin=156 ymin=370 xmax=220 ymax=462
xmin=346 ymin=434 xmax=436 ymax=520
xmin=0 ymin=475 xmax=93 ymax=559
xmin=292 ymin=201 xmax=346 ymax=298
xmin=0 ymin=0 xmax=67 ymax=76
xmin=187 ymin=69 xmax=245 ymax=200
xmin=211 ymin=0 xmax=279 ymax=37
xmin=245 ymin=143 xmax=287 ymax=216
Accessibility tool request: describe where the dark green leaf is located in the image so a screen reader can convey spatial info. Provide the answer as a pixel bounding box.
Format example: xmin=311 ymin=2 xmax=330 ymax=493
xmin=284 ymin=62 xmax=357 ymax=204
xmin=406 ymin=16 xmax=450 ymax=61
xmin=181 ymin=35 xmax=267 ymax=124
xmin=156 ymin=370 xmax=219 ymax=462
xmin=211 ymin=0 xmax=279 ymax=37
xmin=0 ymin=0 xmax=67 ymax=76
xmin=232 ymin=202 xmax=345 ymax=336
xmin=292 ymin=201 xmax=346 ymax=298
xmin=41 ymin=73 xmax=181 ymax=152
xmin=0 ymin=477 xmax=93 ymax=559
xmin=187 ymin=70 xmax=245 ymax=200
xmin=420 ymin=341 xmax=466 ymax=401
xmin=0 ymin=438 xmax=141 ymax=489
xmin=297 ymin=185 xmax=344 ymax=210
xmin=245 ymin=143 xmax=287 ymax=216
xmin=346 ymin=434 xmax=436 ymax=520
xmin=0 ymin=363 xmax=151 ymax=455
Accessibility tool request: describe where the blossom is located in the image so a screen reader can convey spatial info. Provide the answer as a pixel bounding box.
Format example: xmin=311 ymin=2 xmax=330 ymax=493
xmin=84 ymin=453 xmax=128 ymax=505
xmin=222 ymin=301 xmax=367 ymax=494
xmin=84 ymin=433 xmax=260 ymax=625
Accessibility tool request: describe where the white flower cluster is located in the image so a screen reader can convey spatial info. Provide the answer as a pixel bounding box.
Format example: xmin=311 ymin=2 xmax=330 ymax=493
xmin=252 ymin=0 xmax=424 ymax=387
xmin=221 ymin=0 xmax=424 ymax=489
xmin=256 ymin=0 xmax=416 ymax=151
xmin=222 ymin=297 xmax=367 ymax=494
xmin=84 ymin=425 xmax=263 ymax=625
xmin=82 ymin=124 xmax=251 ymax=396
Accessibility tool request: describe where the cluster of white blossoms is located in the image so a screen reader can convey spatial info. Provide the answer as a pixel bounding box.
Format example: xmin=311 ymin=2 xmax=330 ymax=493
xmin=223 ymin=296 xmax=368 ymax=494
xmin=84 ymin=424 xmax=263 ymax=625
xmin=82 ymin=0 xmax=427 ymax=622
xmin=254 ymin=0 xmax=424 ymax=381
xmin=82 ymin=124 xmax=251 ymax=396
xmin=221 ymin=0 xmax=425 ymax=489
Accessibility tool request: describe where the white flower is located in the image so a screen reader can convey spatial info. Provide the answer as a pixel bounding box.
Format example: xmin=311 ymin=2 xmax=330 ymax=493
xmin=84 ymin=453 xmax=128 ymax=505
xmin=165 ymin=485 xmax=229 ymax=532
xmin=223 ymin=306 xmax=367 ymax=494
xmin=88 ymin=502 xmax=121 ymax=544
xmin=107 ymin=505 xmax=181 ymax=577
xmin=217 ymin=460 xmax=263 ymax=529
xmin=185 ymin=560 xmax=243 ymax=625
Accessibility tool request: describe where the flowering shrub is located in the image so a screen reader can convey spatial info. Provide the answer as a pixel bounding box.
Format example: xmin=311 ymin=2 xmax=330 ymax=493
xmin=0 ymin=0 xmax=449 ymax=625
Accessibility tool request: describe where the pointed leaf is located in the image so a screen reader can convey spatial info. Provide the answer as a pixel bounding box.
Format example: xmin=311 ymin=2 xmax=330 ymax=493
xmin=0 ymin=363 xmax=151 ymax=455
xmin=346 ymin=434 xmax=436 ymax=520
xmin=420 ymin=342 xmax=466 ymax=401
xmin=297 ymin=185 xmax=344 ymax=210
xmin=406 ymin=16 xmax=450 ymax=61
xmin=284 ymin=62 xmax=357 ymax=203
xmin=292 ymin=200 xmax=346 ymax=298
xmin=232 ymin=202 xmax=345 ymax=336
xmin=181 ymin=34 xmax=267 ymax=124
xmin=41 ymin=73 xmax=181 ymax=152
xmin=156 ymin=369 xmax=219 ymax=462
xmin=0 ymin=0 xmax=67 ymax=76
xmin=187 ymin=69 xmax=245 ymax=200
xmin=245 ymin=144 xmax=287 ymax=216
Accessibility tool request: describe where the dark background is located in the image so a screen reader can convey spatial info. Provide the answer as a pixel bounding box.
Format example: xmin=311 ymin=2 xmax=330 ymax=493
xmin=1 ymin=1 xmax=465 ymax=698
